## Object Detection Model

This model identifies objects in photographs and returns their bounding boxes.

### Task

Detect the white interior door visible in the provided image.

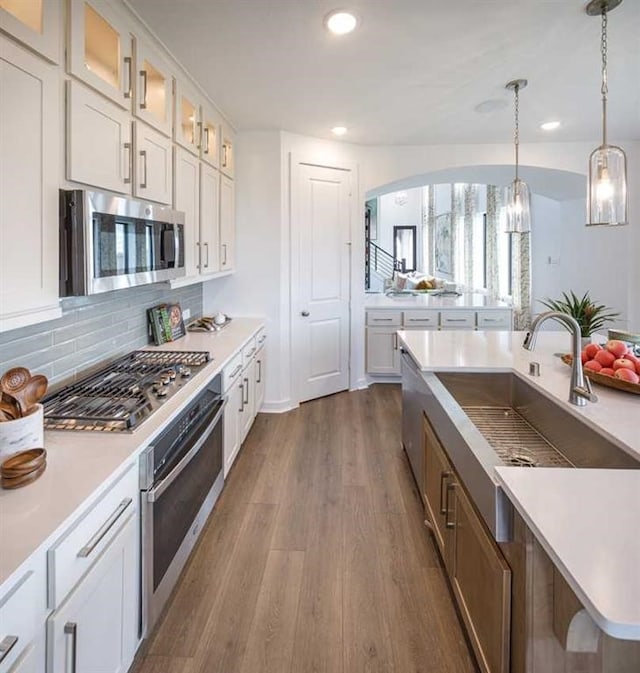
[293,162,351,403]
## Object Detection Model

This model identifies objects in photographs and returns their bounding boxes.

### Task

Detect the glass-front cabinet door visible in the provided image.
[174,78,200,156]
[68,0,133,108]
[135,38,172,137]
[200,102,221,168]
[0,0,61,62]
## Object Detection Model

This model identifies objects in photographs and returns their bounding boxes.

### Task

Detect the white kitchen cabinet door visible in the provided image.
[134,38,172,137]
[0,0,61,63]
[219,120,235,179]
[254,346,266,413]
[200,102,221,168]
[223,374,242,478]
[366,328,401,375]
[68,0,133,108]
[219,174,235,272]
[174,77,200,155]
[239,360,255,443]
[134,122,172,205]
[67,80,132,194]
[173,147,200,277]
[0,37,61,333]
[46,514,137,673]
[199,163,220,275]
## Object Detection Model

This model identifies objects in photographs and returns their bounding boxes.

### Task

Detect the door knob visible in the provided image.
[301,311,310,317]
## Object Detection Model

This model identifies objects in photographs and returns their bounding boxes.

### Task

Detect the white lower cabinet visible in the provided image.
[223,372,243,478]
[254,345,266,413]
[239,359,256,443]
[366,328,401,375]
[6,644,37,673]
[46,514,137,673]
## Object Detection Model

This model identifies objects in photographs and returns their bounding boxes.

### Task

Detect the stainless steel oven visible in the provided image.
[138,377,225,636]
[59,189,185,296]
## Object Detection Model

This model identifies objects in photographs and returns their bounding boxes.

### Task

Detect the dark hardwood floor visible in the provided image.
[134,384,477,673]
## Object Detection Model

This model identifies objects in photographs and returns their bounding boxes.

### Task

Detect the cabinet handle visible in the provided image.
[140,150,148,189]
[123,56,132,98]
[64,623,77,673]
[139,69,147,109]
[393,333,398,350]
[239,382,244,412]
[222,143,229,168]
[77,498,133,558]
[203,126,210,154]
[256,360,262,384]
[439,471,452,514]
[246,347,256,358]
[0,636,18,664]
[229,363,242,379]
[444,318,468,323]
[123,142,132,184]
[196,241,201,270]
[445,483,456,529]
[222,243,227,266]
[196,121,203,150]
[373,318,393,322]
[204,242,209,268]
[243,377,249,405]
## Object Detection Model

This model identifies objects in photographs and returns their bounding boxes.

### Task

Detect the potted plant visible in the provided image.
[539,291,619,340]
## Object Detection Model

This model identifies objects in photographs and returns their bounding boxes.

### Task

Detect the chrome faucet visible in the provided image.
[523,311,598,407]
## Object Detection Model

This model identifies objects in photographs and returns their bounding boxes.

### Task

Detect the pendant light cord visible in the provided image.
[514,83,520,180]
[601,9,608,146]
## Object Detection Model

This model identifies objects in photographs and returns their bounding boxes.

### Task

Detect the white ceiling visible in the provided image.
[128,0,640,146]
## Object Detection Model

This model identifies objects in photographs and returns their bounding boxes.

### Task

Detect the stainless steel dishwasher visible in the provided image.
[401,348,429,494]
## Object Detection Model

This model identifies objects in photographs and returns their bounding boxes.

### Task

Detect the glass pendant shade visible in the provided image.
[587,144,628,226]
[505,178,531,234]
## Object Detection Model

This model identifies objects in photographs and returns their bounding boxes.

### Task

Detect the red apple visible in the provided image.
[600,368,615,377]
[615,368,640,384]
[613,358,636,372]
[622,352,639,365]
[584,343,602,359]
[584,360,603,372]
[606,340,628,359]
[636,361,640,376]
[594,350,616,367]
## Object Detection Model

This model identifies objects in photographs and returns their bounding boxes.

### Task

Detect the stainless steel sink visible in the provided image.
[419,370,639,541]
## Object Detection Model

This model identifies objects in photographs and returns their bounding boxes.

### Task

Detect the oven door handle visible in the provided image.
[146,400,226,503]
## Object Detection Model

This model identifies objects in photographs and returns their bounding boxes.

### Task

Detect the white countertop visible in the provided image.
[399,328,640,640]
[0,318,264,589]
[495,467,640,640]
[365,292,512,310]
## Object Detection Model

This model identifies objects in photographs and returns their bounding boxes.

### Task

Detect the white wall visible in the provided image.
[377,187,422,270]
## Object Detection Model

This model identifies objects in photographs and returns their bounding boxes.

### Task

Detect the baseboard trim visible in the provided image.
[366,375,402,385]
[350,377,369,391]
[259,399,298,414]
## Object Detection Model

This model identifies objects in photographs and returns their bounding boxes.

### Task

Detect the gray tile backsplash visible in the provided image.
[0,284,202,390]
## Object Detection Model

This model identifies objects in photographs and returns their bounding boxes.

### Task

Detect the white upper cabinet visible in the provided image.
[0,0,61,63]
[67,80,132,194]
[200,163,220,275]
[219,173,235,272]
[220,120,235,179]
[200,102,221,168]
[174,77,200,156]
[134,37,172,137]
[0,36,61,332]
[68,0,133,109]
[134,121,172,204]
[174,146,200,277]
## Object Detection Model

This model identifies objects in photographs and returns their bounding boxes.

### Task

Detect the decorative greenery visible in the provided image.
[540,291,619,337]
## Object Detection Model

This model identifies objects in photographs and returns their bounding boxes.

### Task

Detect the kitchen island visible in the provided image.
[399,328,640,671]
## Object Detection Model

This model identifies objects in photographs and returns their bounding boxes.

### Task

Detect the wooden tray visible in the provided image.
[561,354,640,395]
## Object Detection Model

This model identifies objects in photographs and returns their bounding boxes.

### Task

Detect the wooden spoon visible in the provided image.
[22,375,48,413]
[0,367,30,416]
[0,395,20,420]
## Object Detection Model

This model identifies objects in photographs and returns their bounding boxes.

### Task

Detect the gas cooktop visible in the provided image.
[43,350,210,432]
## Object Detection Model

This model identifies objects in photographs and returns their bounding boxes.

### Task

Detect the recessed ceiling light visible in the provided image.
[540,121,561,131]
[325,10,358,35]
[331,126,348,136]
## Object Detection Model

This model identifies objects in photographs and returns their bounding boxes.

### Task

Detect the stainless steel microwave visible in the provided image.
[59,190,185,296]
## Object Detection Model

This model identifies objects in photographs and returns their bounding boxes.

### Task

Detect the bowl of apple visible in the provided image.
[562,340,640,395]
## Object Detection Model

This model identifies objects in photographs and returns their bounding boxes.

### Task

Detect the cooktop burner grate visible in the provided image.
[43,350,210,432]
[461,406,573,468]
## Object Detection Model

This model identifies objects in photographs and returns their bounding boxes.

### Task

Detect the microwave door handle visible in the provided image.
[146,400,226,503]
[161,228,176,267]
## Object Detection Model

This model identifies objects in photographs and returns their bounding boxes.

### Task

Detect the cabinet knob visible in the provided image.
[301,311,310,317]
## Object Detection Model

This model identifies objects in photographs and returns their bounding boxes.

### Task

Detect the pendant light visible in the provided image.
[586,0,627,226]
[504,79,531,234]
